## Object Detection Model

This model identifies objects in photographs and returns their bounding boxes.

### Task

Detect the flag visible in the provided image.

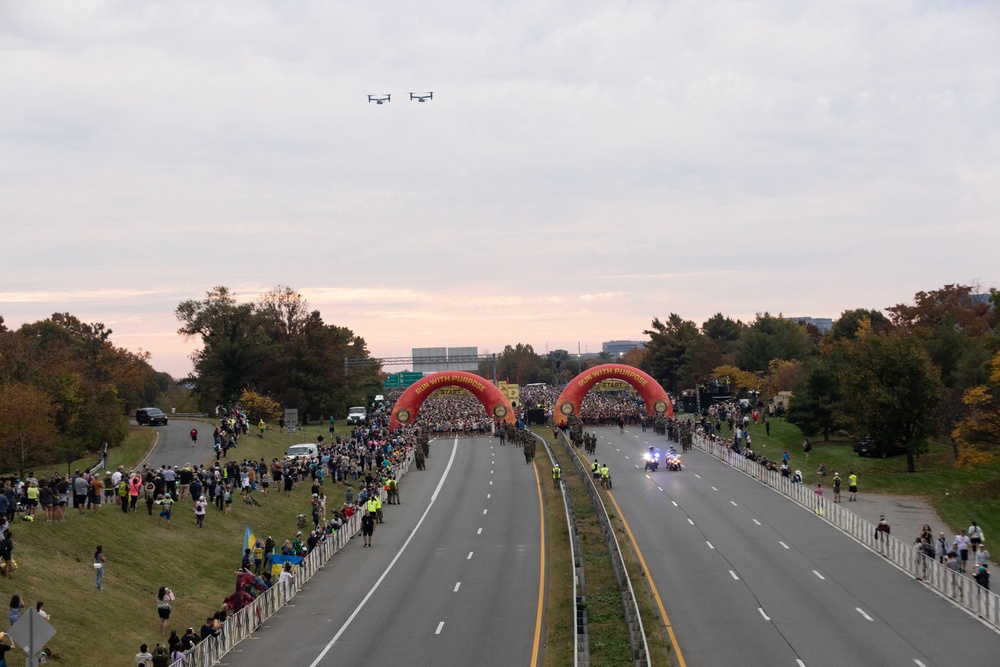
[243,525,256,559]
[270,553,304,577]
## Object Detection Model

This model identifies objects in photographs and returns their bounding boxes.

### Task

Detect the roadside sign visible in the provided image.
[284,409,298,432]
[385,372,423,389]
[8,608,56,658]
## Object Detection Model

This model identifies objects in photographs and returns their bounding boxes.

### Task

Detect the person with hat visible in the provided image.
[151,643,169,667]
[194,496,207,528]
[156,493,174,528]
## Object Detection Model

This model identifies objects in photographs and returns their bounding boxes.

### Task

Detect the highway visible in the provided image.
[222,436,545,667]
[588,426,1000,667]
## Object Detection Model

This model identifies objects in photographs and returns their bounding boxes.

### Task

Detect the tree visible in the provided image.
[736,313,814,373]
[643,314,701,393]
[951,351,1000,466]
[0,383,58,477]
[829,309,891,341]
[838,326,944,472]
[786,357,842,441]
[238,389,282,425]
[176,286,271,407]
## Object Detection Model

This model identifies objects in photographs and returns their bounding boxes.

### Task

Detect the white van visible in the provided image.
[285,443,318,460]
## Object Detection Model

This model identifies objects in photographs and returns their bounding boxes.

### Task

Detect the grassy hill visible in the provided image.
[0,423,352,666]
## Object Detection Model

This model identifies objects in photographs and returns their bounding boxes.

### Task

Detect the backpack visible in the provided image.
[118,481,128,498]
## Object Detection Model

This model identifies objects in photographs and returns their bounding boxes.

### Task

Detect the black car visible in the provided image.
[853,438,907,458]
[136,407,168,426]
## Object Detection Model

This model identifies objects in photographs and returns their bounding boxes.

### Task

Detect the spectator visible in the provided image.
[156,587,173,635]
[8,594,23,626]
[95,545,106,590]
[135,643,153,666]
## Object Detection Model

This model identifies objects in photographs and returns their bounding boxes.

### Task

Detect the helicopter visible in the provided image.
[368,94,391,105]
[409,92,433,103]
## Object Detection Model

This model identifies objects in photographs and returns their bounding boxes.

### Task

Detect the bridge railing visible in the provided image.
[168,451,413,667]
[694,435,998,629]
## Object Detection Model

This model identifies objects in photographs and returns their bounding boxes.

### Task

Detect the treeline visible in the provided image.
[176,286,382,422]
[482,285,999,472]
[0,313,167,475]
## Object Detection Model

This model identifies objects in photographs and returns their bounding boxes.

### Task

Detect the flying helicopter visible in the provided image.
[409,92,433,103]
[368,94,391,105]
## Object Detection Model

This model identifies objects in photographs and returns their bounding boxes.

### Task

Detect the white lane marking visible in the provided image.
[706,541,715,549]
[758,607,770,621]
[914,660,927,667]
[730,501,738,506]
[634,464,640,468]
[616,448,620,451]
[645,474,651,479]
[483,509,488,515]
[467,552,474,560]
[454,582,461,592]
[490,481,493,485]
[752,519,761,525]
[797,661,807,667]
[308,439,459,667]
[625,456,630,460]
[856,607,873,621]
[779,541,789,549]
[657,486,663,492]
[813,570,826,580]
[435,621,444,634]
[711,486,718,491]
[695,474,702,479]
[487,494,491,499]
[672,501,678,507]
[729,570,739,580]
[687,518,695,525]
[491,471,494,474]
[477,528,482,535]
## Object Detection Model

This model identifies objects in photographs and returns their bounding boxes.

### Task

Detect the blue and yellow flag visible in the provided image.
[270,553,304,577]
[243,525,256,558]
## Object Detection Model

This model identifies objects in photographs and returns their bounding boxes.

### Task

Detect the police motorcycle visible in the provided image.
[665,446,683,471]
[643,447,661,472]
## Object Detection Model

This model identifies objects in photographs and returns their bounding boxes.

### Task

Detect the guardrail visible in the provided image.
[693,435,999,629]
[559,433,650,667]
[168,452,413,667]
[532,431,587,667]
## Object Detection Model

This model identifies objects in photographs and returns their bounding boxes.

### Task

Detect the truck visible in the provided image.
[347,406,368,425]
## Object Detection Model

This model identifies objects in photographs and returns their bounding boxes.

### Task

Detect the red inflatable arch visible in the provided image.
[553,363,673,427]
[390,371,516,430]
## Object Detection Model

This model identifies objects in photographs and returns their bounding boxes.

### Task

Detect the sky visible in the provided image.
[1,0,998,378]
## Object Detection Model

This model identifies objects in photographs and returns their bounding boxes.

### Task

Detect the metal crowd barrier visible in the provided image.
[694,435,998,628]
[168,451,413,667]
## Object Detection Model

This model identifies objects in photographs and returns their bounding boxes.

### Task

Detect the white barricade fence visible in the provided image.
[693,435,998,629]
[170,448,414,667]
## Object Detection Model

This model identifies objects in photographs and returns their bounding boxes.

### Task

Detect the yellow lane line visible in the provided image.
[531,460,546,667]
[606,490,687,667]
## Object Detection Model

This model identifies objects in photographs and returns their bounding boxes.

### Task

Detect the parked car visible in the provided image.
[284,443,318,460]
[135,407,169,426]
[853,438,907,458]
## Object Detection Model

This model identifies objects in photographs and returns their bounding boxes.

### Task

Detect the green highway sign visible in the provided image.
[385,371,424,389]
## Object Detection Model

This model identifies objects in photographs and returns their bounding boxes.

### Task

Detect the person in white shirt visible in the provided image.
[974,543,991,567]
[968,521,984,549]
[953,531,972,573]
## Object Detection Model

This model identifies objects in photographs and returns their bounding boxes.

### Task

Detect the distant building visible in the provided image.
[602,340,646,357]
[785,317,833,333]
[412,346,479,372]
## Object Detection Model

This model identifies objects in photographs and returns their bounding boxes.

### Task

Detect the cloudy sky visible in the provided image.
[2,0,998,377]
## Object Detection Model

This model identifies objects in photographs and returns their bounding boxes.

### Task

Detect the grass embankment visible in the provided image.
[0,423,351,667]
[710,415,1000,542]
[534,427,673,667]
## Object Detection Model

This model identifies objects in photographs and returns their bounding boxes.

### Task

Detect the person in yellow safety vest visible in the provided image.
[592,459,600,480]
[552,464,561,489]
[258,418,266,438]
[367,494,383,524]
[848,472,858,502]
[600,465,610,486]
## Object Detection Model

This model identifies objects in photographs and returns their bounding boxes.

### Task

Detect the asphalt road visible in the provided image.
[589,426,1000,667]
[221,436,544,667]
[132,418,216,470]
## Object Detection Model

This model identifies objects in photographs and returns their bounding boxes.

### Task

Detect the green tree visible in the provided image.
[786,357,843,441]
[643,314,701,393]
[839,326,944,472]
[736,313,814,373]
